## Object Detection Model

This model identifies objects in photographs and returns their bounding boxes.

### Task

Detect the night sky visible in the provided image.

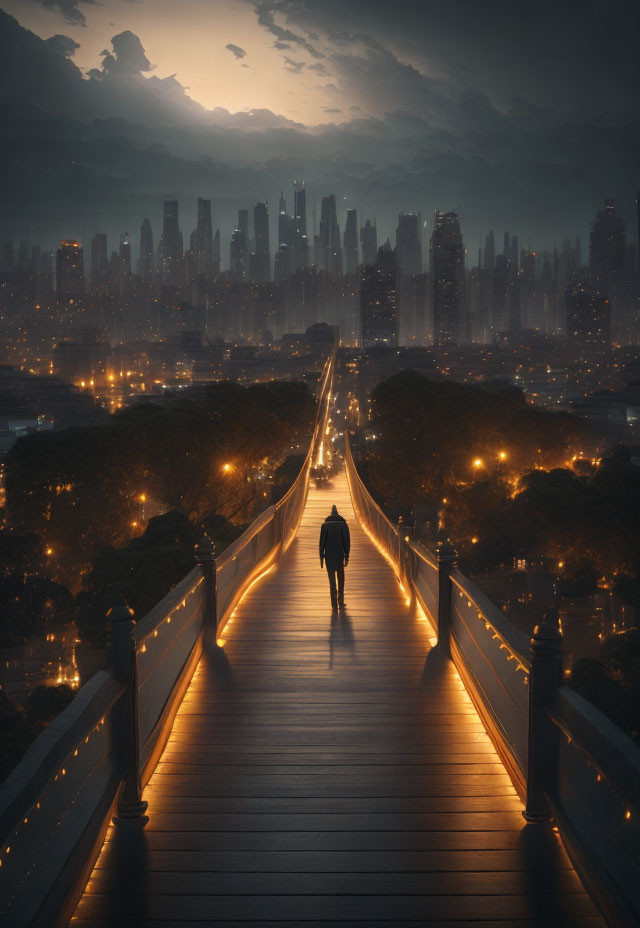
[1,0,639,256]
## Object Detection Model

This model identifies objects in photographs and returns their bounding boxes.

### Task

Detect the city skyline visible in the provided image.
[2,4,640,252]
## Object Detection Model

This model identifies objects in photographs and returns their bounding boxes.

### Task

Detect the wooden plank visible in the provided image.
[71,469,603,926]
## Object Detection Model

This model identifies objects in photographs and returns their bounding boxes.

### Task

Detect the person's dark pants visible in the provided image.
[326,565,345,606]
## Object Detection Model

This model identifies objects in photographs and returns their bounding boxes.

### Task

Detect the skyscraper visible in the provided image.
[56,240,84,304]
[430,211,465,345]
[292,180,308,269]
[565,274,611,348]
[589,199,626,279]
[250,201,270,282]
[160,200,183,286]
[194,198,214,277]
[360,219,378,267]
[395,213,422,276]
[119,233,132,281]
[278,192,289,249]
[319,194,342,275]
[230,226,248,282]
[484,230,496,274]
[213,229,221,277]
[360,242,398,348]
[343,209,359,275]
[90,233,107,286]
[139,218,154,284]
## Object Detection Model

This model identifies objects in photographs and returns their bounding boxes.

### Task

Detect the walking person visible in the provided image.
[319,504,350,610]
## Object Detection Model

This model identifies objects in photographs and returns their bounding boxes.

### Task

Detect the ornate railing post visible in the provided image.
[195,535,217,627]
[273,502,284,550]
[108,600,148,823]
[523,608,563,822]
[436,541,457,655]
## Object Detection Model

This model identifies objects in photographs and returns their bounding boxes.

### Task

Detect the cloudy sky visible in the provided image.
[1,0,639,255]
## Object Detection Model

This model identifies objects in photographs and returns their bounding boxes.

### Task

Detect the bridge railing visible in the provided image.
[345,432,640,927]
[0,351,334,928]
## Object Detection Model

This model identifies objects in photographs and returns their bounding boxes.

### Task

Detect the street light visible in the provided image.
[222,463,233,474]
[498,450,507,461]
[472,458,484,470]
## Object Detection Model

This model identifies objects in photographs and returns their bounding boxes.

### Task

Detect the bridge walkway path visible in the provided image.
[71,469,604,927]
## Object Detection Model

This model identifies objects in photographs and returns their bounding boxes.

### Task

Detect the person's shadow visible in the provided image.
[329,608,357,669]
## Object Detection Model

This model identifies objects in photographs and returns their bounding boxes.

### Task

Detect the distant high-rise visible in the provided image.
[194,198,214,277]
[319,194,342,275]
[431,210,465,345]
[119,233,132,280]
[230,227,248,282]
[139,218,154,284]
[250,201,270,282]
[360,219,378,267]
[160,200,183,286]
[343,209,359,275]
[565,274,611,348]
[484,230,496,274]
[589,199,626,279]
[395,213,422,276]
[293,180,308,269]
[278,192,289,248]
[360,242,398,348]
[56,240,84,304]
[90,233,107,286]
[213,229,221,277]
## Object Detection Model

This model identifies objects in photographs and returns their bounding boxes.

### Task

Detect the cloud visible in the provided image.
[44,34,80,57]
[29,0,97,27]
[283,56,305,73]
[89,30,153,78]
[255,0,324,59]
[225,43,247,60]
[308,62,329,75]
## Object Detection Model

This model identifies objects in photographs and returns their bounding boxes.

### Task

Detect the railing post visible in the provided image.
[195,535,217,627]
[108,600,148,823]
[523,608,563,823]
[436,541,457,655]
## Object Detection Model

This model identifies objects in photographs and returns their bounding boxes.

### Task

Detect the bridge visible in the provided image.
[1,355,639,927]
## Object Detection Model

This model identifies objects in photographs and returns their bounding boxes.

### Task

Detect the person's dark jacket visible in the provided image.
[319,514,350,570]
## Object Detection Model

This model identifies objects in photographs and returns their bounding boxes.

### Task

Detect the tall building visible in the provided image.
[194,198,214,277]
[90,233,107,286]
[566,273,611,348]
[430,211,465,345]
[343,209,359,275]
[292,180,308,269]
[160,200,183,286]
[230,227,248,282]
[119,233,132,281]
[139,218,154,284]
[589,199,626,279]
[395,213,422,276]
[360,242,398,348]
[278,192,289,249]
[250,201,270,282]
[56,240,84,304]
[360,219,378,267]
[484,230,496,274]
[213,229,221,277]
[319,194,342,275]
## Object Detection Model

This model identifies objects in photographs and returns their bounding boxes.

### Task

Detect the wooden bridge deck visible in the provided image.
[72,470,604,927]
